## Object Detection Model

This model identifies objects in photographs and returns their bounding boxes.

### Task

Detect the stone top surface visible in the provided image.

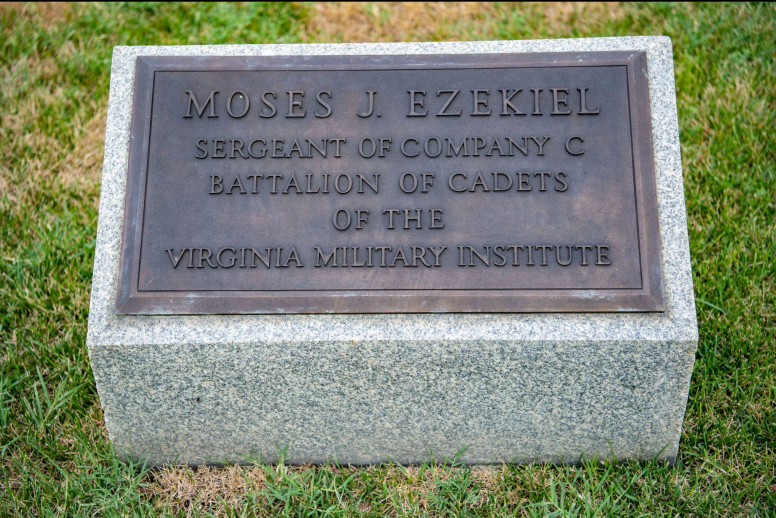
[87,37,697,348]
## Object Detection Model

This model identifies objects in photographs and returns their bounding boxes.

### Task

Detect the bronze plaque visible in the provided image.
[116,52,663,314]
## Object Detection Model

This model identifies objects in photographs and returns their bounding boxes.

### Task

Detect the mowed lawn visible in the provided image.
[1,2,774,516]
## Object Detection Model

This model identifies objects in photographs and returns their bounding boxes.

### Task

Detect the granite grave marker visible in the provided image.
[88,37,698,466]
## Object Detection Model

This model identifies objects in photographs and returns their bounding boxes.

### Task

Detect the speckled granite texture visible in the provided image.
[87,37,698,466]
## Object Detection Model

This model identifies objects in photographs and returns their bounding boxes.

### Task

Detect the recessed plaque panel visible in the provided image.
[116,52,663,314]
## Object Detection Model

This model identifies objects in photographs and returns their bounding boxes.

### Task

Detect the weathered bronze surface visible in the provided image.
[116,52,663,314]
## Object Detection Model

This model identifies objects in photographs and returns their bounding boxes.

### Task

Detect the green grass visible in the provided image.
[1,2,775,516]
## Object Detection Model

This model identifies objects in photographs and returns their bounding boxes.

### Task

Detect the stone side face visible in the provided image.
[87,37,698,466]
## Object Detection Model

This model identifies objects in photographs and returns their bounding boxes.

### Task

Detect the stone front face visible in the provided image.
[88,37,698,466]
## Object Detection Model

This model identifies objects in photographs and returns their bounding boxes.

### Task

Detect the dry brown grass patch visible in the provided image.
[544,2,624,30]
[55,103,108,190]
[0,66,106,206]
[148,464,269,516]
[305,2,627,43]
[0,2,70,28]
[305,2,497,43]
[145,463,501,517]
